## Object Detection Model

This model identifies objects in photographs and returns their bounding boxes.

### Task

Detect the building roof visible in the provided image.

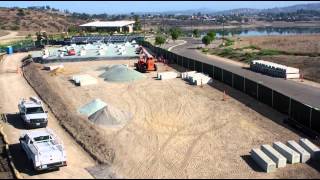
[80,21,135,27]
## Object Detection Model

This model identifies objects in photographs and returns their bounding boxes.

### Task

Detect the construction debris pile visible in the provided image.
[99,64,146,82]
[78,98,132,127]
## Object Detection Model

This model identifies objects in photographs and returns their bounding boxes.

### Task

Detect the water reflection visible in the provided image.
[196,26,320,37]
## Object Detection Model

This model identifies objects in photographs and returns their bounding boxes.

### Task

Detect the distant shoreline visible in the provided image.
[145,21,320,31]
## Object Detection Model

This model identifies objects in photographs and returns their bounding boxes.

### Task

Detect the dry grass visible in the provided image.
[233,35,320,54]
[0,8,86,33]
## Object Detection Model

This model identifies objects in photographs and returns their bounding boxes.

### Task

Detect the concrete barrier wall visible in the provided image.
[245,78,258,99]
[222,70,233,86]
[140,41,320,136]
[214,66,223,81]
[272,91,290,114]
[203,63,213,78]
[290,99,311,128]
[311,108,320,133]
[258,85,273,107]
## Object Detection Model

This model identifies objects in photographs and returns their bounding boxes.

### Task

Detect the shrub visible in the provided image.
[202,35,211,46]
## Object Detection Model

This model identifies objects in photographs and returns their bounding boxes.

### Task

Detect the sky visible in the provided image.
[0,1,318,14]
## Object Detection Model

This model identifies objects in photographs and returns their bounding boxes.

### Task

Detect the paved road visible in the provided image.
[171,38,320,109]
[0,53,95,179]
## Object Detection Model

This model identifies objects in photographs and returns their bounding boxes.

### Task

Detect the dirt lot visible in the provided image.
[24,59,320,178]
[0,53,96,179]
[233,35,320,54]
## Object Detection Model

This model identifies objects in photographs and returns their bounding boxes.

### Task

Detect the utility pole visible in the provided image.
[222,16,225,45]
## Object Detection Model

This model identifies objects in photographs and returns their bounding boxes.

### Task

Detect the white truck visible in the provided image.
[18,97,48,128]
[19,128,67,171]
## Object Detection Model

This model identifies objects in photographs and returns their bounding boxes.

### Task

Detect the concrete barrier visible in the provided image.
[287,140,311,163]
[273,141,300,164]
[261,144,287,168]
[299,138,320,160]
[250,148,276,173]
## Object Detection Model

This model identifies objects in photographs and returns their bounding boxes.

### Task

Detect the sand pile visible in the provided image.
[99,64,145,82]
[88,104,132,127]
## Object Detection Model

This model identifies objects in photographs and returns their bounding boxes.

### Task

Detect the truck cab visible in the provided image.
[18,97,48,129]
[19,129,67,171]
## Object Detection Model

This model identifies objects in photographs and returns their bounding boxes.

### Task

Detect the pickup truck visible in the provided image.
[19,128,67,171]
[18,97,48,128]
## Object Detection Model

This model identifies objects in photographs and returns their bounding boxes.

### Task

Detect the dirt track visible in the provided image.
[0,53,95,179]
[26,60,320,178]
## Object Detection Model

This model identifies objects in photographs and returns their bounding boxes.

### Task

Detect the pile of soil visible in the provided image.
[88,104,132,127]
[99,64,145,82]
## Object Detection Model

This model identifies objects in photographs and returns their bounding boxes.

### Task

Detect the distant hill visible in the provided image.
[264,3,320,13]
[0,7,87,33]
[212,3,320,15]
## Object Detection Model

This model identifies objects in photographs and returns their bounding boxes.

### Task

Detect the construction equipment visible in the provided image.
[134,47,157,73]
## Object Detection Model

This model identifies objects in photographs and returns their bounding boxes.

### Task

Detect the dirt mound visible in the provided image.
[99,64,145,82]
[88,105,132,127]
[22,62,115,164]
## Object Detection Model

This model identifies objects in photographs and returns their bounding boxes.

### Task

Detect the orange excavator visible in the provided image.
[135,47,157,73]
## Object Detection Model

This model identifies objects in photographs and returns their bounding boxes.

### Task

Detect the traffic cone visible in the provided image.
[222,90,227,101]
[300,74,304,82]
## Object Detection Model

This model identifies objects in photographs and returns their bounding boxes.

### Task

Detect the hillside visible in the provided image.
[0,7,87,33]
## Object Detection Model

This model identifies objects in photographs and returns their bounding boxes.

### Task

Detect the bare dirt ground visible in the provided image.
[0,53,96,179]
[231,35,320,83]
[233,35,320,54]
[27,59,320,178]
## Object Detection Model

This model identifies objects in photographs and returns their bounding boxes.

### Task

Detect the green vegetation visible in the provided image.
[0,39,34,53]
[202,35,211,47]
[133,15,142,31]
[207,31,216,41]
[192,29,200,38]
[155,35,166,46]
[10,25,20,31]
[169,27,182,41]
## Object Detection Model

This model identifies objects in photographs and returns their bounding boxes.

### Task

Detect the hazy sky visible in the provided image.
[0,1,318,14]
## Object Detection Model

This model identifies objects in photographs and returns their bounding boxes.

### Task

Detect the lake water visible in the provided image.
[197,26,320,37]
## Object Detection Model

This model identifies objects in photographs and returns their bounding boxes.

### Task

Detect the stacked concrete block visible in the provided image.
[250,60,300,79]
[186,72,212,86]
[251,148,277,173]
[261,144,287,168]
[286,140,311,163]
[157,72,178,80]
[273,141,300,164]
[181,71,197,79]
[299,138,320,160]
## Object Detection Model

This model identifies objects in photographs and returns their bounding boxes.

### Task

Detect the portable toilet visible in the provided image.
[6,46,13,54]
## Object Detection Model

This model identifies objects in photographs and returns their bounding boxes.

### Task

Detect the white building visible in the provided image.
[80,20,135,33]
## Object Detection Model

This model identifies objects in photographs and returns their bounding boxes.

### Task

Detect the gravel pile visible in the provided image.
[99,64,145,82]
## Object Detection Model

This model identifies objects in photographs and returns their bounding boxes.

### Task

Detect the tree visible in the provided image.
[169,27,182,41]
[133,15,142,31]
[192,29,200,38]
[17,9,25,16]
[202,35,211,47]
[207,31,216,41]
[155,35,166,47]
